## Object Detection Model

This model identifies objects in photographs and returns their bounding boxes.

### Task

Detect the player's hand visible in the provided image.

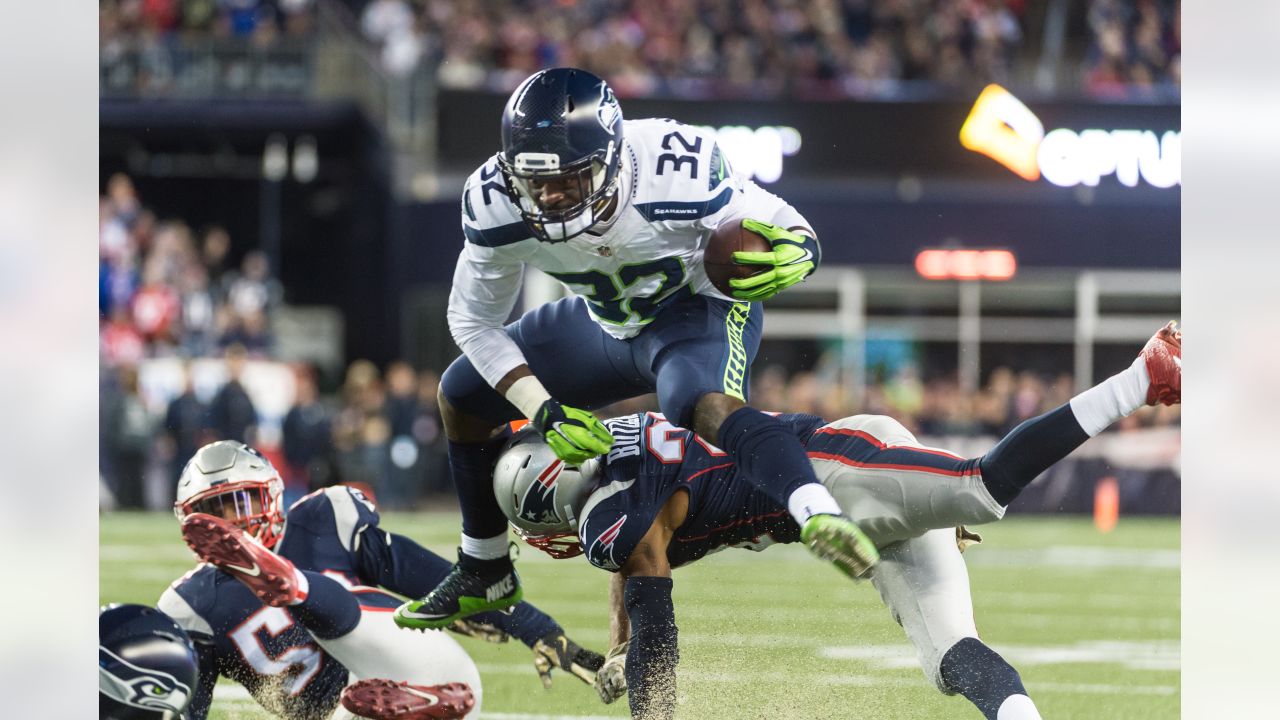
[729,219,817,301]
[531,632,605,689]
[447,618,510,643]
[593,640,628,704]
[532,399,614,464]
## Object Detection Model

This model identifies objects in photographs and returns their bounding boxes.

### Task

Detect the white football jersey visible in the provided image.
[448,118,813,387]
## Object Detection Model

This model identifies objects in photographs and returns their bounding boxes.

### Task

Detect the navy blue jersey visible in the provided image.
[578,412,826,571]
[280,486,559,644]
[158,566,348,720]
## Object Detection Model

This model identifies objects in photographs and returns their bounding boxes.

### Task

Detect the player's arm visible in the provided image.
[449,242,613,463]
[184,639,219,720]
[713,182,821,301]
[609,490,688,718]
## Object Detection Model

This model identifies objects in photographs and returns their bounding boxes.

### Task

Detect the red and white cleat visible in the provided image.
[340,679,475,720]
[181,513,305,607]
[1141,321,1181,406]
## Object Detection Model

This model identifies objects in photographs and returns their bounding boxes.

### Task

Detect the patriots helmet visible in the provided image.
[498,67,625,243]
[99,604,199,720]
[492,427,602,558]
[174,440,285,549]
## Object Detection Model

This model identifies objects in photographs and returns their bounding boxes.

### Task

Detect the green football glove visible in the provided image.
[729,218,818,301]
[532,399,614,464]
[531,631,606,689]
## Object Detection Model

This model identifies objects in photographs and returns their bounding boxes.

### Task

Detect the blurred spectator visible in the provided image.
[207,343,259,444]
[333,359,393,500]
[382,361,422,507]
[102,365,158,510]
[282,364,335,507]
[161,362,213,500]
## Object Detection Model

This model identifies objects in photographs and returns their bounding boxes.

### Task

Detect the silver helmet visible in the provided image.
[493,429,601,558]
[174,441,285,549]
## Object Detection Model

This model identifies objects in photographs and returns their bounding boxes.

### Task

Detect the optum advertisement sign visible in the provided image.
[960,84,1181,189]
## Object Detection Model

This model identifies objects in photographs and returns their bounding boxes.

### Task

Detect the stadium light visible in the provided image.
[914,249,1017,281]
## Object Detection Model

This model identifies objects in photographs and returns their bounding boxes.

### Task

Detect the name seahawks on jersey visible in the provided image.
[158,567,348,720]
[459,118,781,339]
[577,412,827,571]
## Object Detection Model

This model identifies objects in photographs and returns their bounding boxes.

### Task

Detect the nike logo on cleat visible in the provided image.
[486,576,515,602]
[225,562,260,577]
[401,688,439,705]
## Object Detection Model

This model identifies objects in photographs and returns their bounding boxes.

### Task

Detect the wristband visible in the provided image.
[505,374,553,420]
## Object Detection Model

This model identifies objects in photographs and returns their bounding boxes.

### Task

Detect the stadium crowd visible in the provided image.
[99,0,1178,99]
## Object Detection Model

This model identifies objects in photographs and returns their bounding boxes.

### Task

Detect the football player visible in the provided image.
[159,440,603,720]
[491,325,1182,720]
[397,67,876,632]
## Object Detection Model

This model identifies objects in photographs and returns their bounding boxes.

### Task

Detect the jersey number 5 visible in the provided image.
[230,606,323,695]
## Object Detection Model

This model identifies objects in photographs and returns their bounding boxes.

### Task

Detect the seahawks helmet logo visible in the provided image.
[99,647,193,713]
[596,83,621,135]
[519,459,565,525]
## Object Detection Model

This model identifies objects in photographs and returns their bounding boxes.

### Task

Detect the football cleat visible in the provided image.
[394,549,522,631]
[800,514,880,580]
[1141,321,1181,406]
[181,513,305,607]
[340,679,475,720]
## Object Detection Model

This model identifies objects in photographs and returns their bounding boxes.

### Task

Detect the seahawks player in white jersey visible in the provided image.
[395,68,878,632]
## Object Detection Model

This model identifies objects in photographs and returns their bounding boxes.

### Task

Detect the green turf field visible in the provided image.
[101,511,1179,720]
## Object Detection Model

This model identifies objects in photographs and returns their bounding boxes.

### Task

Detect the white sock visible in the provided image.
[786,483,843,525]
[1067,355,1150,437]
[287,568,310,606]
[996,694,1042,720]
[461,532,510,560]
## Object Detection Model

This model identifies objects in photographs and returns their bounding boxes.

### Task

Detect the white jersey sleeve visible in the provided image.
[447,156,541,387]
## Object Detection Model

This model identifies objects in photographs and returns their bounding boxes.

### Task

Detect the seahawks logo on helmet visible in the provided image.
[518,459,566,525]
[99,646,193,713]
[596,83,621,135]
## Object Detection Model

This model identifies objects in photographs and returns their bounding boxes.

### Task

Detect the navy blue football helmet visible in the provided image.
[99,604,200,720]
[498,68,625,242]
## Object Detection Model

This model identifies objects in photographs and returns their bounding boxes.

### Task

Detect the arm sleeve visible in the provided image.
[624,576,679,720]
[356,528,561,646]
[184,640,219,720]
[446,243,531,387]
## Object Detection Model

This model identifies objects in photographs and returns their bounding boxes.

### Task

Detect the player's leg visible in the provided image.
[871,530,1041,720]
[319,605,483,720]
[979,321,1180,505]
[639,294,877,578]
[398,297,650,629]
[811,414,1004,544]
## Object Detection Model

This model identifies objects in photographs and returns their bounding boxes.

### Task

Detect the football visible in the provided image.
[704,221,772,296]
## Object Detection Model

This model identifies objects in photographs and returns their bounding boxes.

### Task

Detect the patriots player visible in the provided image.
[396,67,876,632]
[159,440,603,720]
[491,325,1182,720]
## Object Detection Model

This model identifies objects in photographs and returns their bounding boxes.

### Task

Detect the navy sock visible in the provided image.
[717,406,821,507]
[449,429,513,540]
[939,637,1028,720]
[979,404,1090,506]
[289,571,361,640]
[625,576,678,720]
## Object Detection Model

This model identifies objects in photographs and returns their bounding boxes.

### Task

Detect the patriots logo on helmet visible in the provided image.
[99,646,193,713]
[586,515,627,571]
[596,83,621,135]
[518,459,566,525]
